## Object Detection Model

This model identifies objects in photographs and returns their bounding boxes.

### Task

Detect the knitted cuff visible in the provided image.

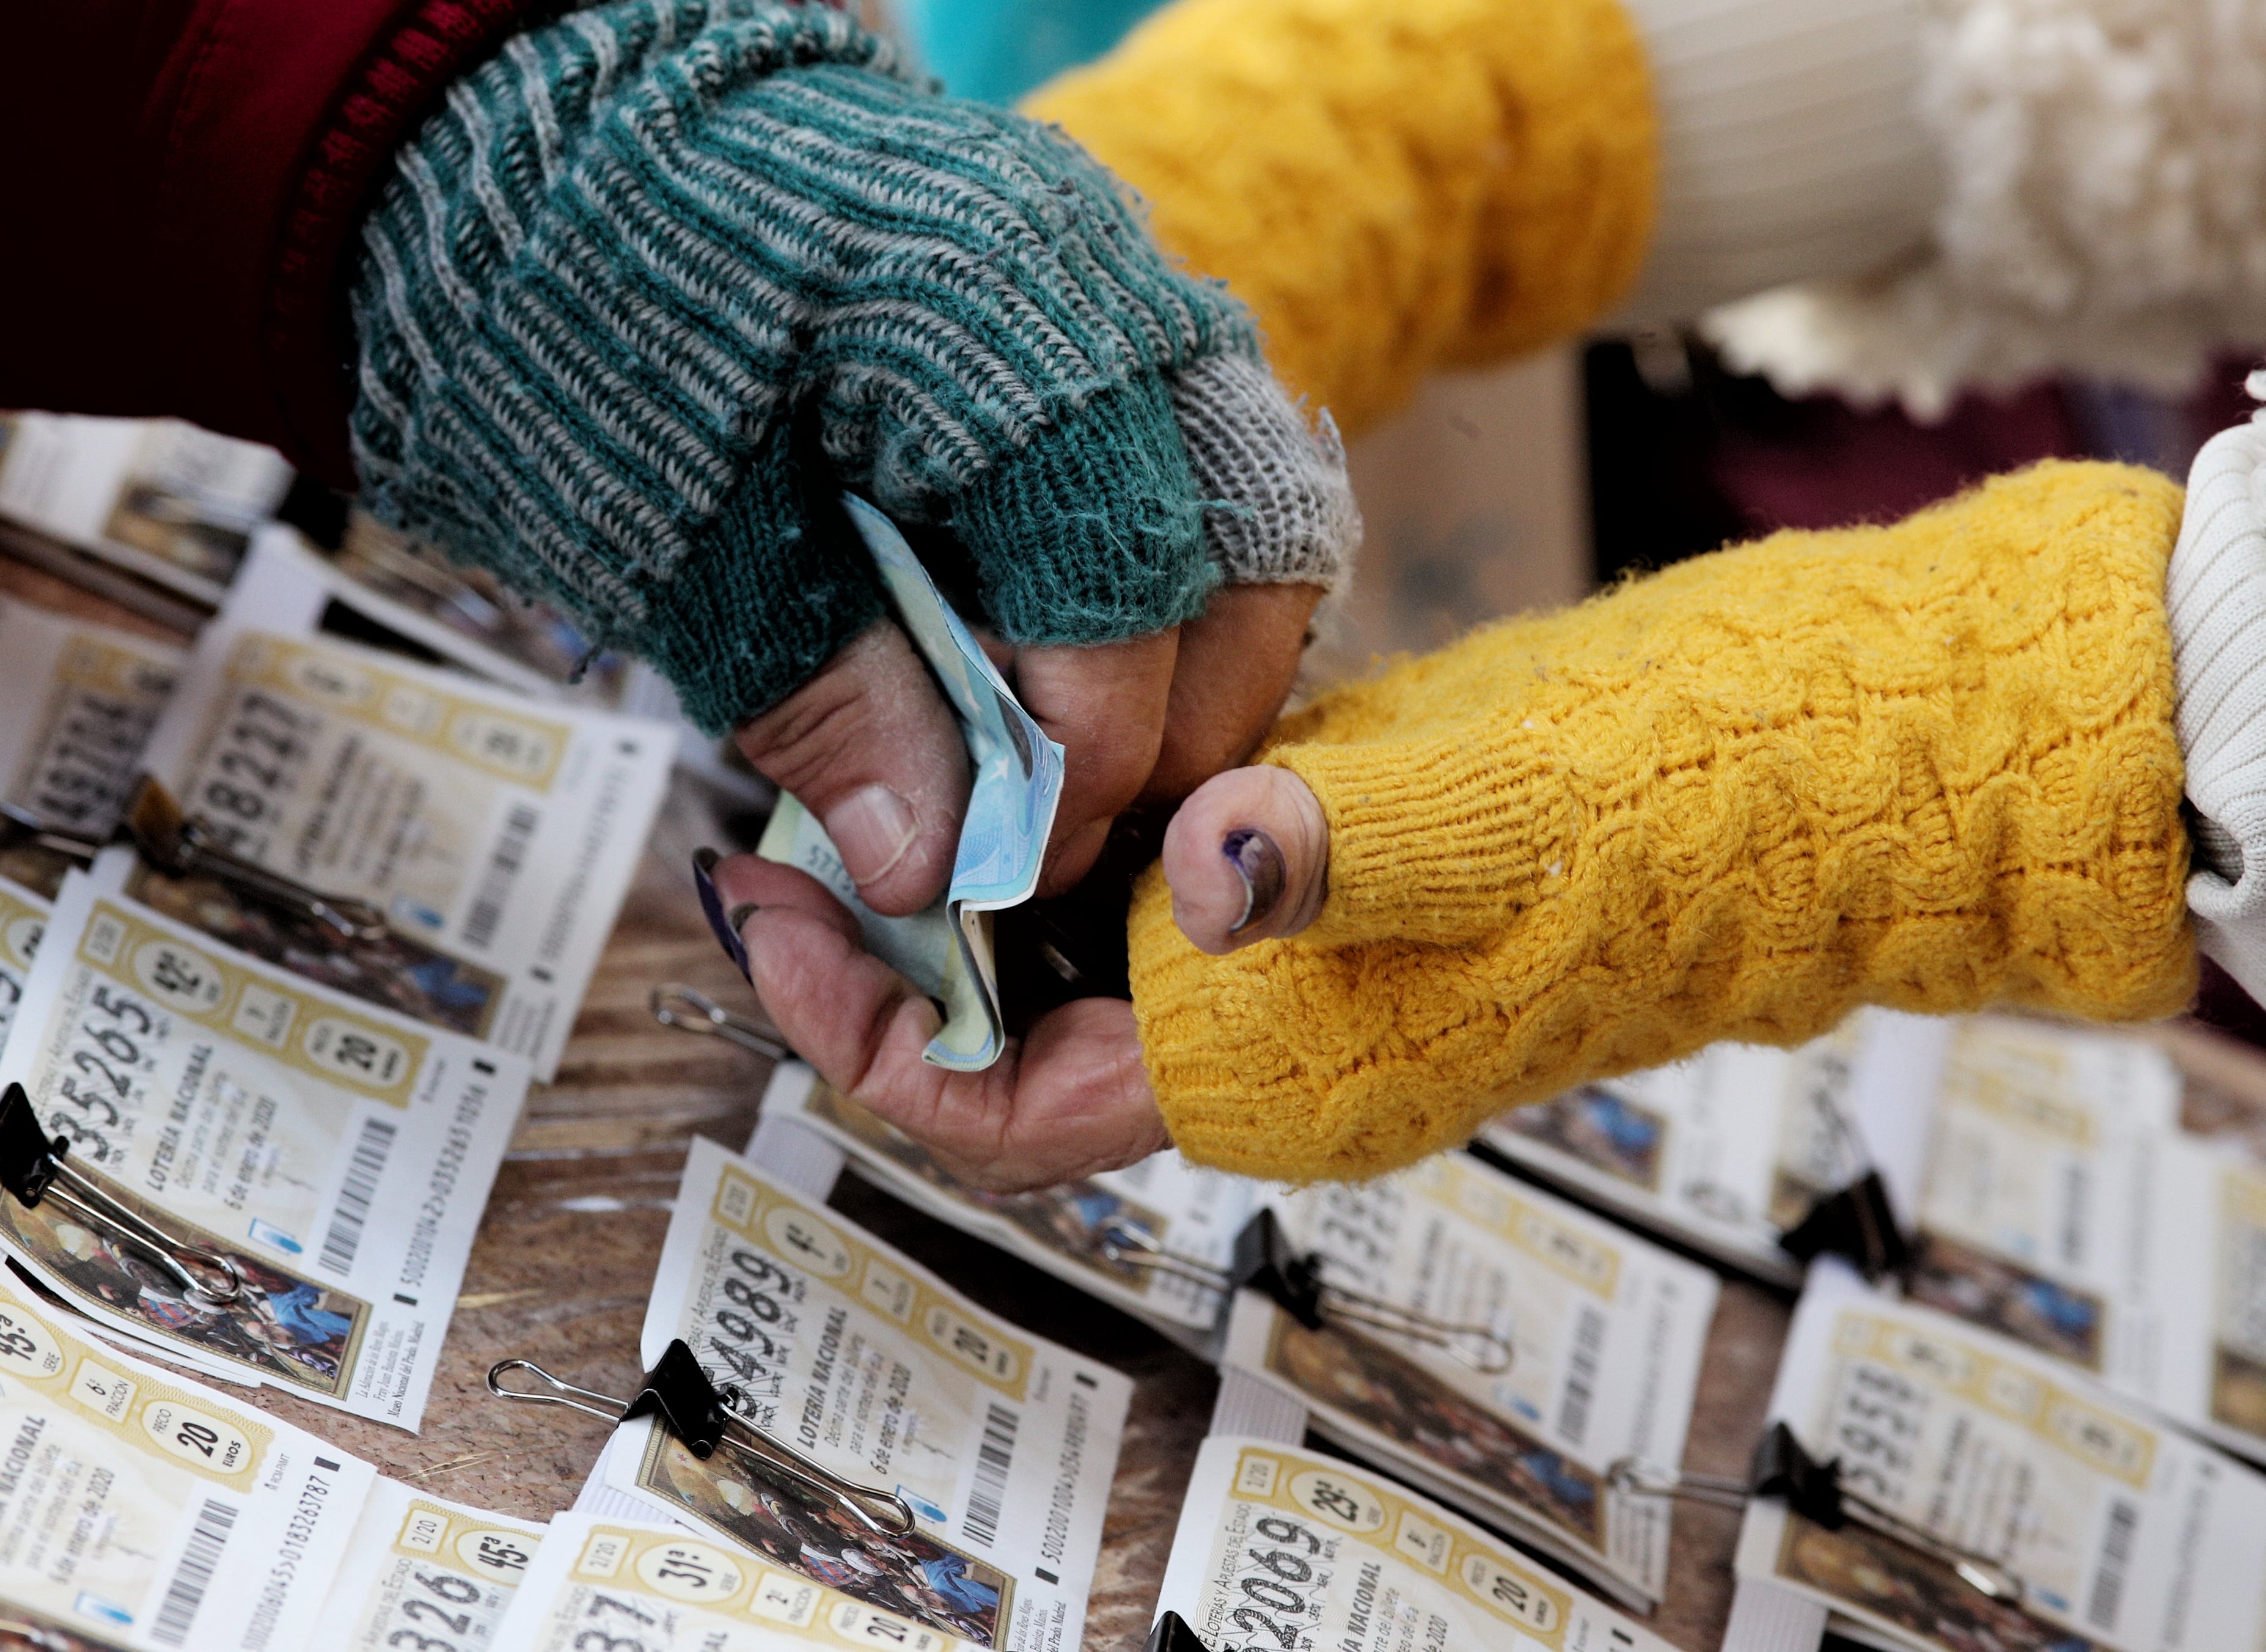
[2171,414,2266,1003]
[1704,0,2266,416]
[1170,351,1360,597]
[945,375,1216,646]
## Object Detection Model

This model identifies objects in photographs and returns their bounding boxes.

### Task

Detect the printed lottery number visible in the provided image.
[1224,1517,1330,1652]
[571,1591,656,1652]
[1832,1365,1928,1502]
[50,980,161,1163]
[705,1249,799,1412]
[1313,1183,1401,1274]
[383,1572,488,1652]
[26,691,163,829]
[195,691,313,854]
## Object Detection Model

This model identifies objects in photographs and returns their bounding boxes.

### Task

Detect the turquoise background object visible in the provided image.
[895,0,1163,103]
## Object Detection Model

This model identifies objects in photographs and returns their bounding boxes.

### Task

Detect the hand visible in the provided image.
[1160,763,1331,951]
[711,852,1168,1190]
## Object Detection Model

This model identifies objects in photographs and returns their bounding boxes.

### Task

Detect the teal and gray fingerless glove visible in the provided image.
[350,0,1354,733]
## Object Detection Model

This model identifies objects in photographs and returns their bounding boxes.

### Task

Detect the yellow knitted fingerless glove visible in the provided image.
[1021,0,1657,436]
[1129,462,2196,1181]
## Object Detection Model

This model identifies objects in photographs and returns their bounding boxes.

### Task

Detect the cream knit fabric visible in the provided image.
[2171,400,2266,1004]
[1615,0,1935,323]
[1704,0,2266,417]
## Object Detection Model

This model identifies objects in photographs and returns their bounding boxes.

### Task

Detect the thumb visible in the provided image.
[1160,765,1329,953]
[733,620,970,917]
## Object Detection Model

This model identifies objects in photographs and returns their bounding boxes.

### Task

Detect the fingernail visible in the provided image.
[692,849,749,980]
[1223,828,1285,935]
[825,785,918,889]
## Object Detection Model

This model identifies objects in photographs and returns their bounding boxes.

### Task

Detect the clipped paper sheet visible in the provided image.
[0,875,528,1426]
[133,532,673,1077]
[314,1478,548,1651]
[590,1138,1127,1652]
[0,596,183,846]
[1225,1154,1720,1608]
[1157,1436,1679,1652]
[0,1268,373,1650]
[1736,1263,2266,1652]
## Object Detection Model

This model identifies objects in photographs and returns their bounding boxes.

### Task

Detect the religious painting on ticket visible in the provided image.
[634,1426,1014,1648]
[1263,1315,1605,1546]
[0,1598,131,1652]
[0,1159,370,1395]
[808,1081,1168,1285]
[124,862,506,1040]
[1777,1516,2095,1652]
[1905,1232,2106,1372]
[1499,1087,1666,1192]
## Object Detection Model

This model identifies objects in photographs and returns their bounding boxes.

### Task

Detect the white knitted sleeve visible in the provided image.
[1613,0,1937,324]
[1703,0,2266,417]
[2171,402,2266,1005]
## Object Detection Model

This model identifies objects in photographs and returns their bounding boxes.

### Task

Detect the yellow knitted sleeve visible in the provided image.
[1020,0,1658,436]
[1128,461,2197,1182]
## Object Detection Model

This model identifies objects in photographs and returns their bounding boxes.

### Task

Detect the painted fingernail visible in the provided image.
[1223,828,1285,935]
[824,785,917,889]
[692,849,749,980]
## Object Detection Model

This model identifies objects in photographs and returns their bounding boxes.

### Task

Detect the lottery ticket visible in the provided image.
[133,531,673,1077]
[758,497,1064,1074]
[1225,1156,1719,1609]
[494,1512,1015,1652]
[0,597,183,845]
[313,1479,546,1652]
[0,414,292,604]
[1156,1437,1678,1652]
[0,876,50,1049]
[0,875,529,1427]
[1480,1009,1948,1285]
[1894,1017,2266,1465]
[765,1061,1261,1345]
[587,1139,1126,1652]
[0,1267,375,1651]
[1736,1264,2266,1652]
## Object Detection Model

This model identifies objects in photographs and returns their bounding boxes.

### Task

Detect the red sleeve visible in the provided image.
[0,0,540,487]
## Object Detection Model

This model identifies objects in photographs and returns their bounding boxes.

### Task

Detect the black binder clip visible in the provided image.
[487,1338,917,1535]
[123,778,390,942]
[1102,1208,1516,1374]
[1778,1169,1912,1282]
[650,984,791,1060]
[1143,1610,1209,1652]
[0,1082,243,1304]
[1609,1421,2022,1604]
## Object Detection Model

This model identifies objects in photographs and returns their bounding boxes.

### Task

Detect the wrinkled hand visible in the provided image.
[733,582,1323,916]
[711,852,1168,1191]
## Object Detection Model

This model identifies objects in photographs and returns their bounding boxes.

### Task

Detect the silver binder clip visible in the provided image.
[0,1082,243,1305]
[0,802,103,864]
[1610,1422,2023,1604]
[125,778,390,942]
[1102,1209,1516,1375]
[488,1339,916,1536]
[650,984,791,1061]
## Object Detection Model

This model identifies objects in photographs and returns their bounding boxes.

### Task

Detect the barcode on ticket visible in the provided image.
[1557,1303,1608,1448]
[964,1401,1019,1547]
[151,1497,237,1646]
[2087,1497,2140,1630]
[463,802,540,950]
[319,1115,401,1275]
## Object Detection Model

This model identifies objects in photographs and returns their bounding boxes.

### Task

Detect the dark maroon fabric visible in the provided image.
[0,0,544,485]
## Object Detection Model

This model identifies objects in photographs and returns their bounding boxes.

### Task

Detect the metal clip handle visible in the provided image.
[650,985,789,1061]
[127,779,389,942]
[487,1342,916,1537]
[1106,1213,1515,1373]
[0,1084,241,1305]
[0,803,102,865]
[1311,1278,1516,1375]
[1614,1424,2025,1606]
